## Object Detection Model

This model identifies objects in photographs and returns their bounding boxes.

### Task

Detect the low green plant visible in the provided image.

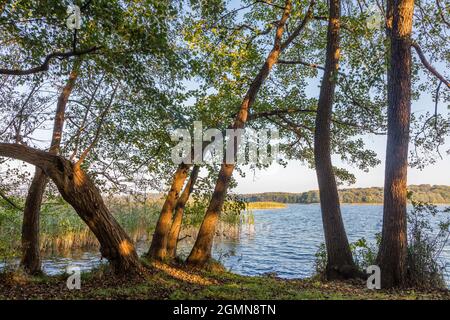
[405,192,450,289]
[314,193,450,289]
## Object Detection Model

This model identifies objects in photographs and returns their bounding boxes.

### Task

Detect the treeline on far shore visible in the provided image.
[240,185,450,204]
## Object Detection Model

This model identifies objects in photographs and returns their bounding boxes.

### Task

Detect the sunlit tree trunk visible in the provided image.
[313,0,358,280]
[21,63,79,274]
[147,163,191,261]
[167,165,200,259]
[377,0,414,288]
[0,143,142,274]
[186,0,293,268]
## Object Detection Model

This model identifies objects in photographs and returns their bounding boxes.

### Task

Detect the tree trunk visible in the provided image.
[0,143,142,274]
[313,0,358,280]
[20,168,47,274]
[147,163,191,261]
[167,165,200,259]
[186,0,293,268]
[377,0,414,288]
[21,63,79,274]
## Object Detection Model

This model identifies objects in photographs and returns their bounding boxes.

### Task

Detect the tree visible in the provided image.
[187,0,315,267]
[313,0,358,279]
[376,0,415,288]
[21,60,81,274]
[167,165,200,259]
[0,143,142,274]
[147,163,191,261]
[1,0,183,274]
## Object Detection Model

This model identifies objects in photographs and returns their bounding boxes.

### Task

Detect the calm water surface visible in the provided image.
[6,204,450,284]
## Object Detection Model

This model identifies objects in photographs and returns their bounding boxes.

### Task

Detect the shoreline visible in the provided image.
[250,202,450,206]
[1,263,449,300]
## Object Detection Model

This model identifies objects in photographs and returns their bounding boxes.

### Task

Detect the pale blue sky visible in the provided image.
[234,135,450,193]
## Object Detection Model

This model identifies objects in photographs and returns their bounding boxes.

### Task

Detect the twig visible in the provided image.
[0,189,23,211]
[76,83,119,165]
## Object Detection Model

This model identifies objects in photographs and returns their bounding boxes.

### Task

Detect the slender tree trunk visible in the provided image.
[313,0,358,280]
[21,63,79,274]
[20,169,46,274]
[186,0,293,268]
[377,0,414,288]
[0,143,142,274]
[167,165,200,259]
[147,163,191,261]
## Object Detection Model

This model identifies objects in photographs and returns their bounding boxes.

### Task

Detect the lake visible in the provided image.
[4,204,450,285]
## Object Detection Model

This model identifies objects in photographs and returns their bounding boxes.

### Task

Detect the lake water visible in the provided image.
[204,204,450,283]
[3,204,450,285]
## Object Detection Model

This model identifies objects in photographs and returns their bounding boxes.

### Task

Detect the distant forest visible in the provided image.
[240,185,450,204]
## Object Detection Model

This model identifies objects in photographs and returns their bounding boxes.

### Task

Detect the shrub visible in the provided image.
[314,193,450,289]
[405,193,450,289]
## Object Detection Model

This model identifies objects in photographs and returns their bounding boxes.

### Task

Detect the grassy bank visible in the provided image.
[246,202,287,210]
[1,262,449,300]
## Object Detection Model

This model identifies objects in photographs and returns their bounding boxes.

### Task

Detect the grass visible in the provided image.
[1,261,449,300]
[0,199,161,259]
[0,197,245,261]
[246,202,287,210]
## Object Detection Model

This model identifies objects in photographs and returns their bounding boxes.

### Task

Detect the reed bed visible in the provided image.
[0,196,253,261]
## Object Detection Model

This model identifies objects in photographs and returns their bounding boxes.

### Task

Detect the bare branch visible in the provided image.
[0,47,100,76]
[76,83,119,166]
[248,107,316,120]
[278,59,325,70]
[411,42,450,89]
[0,188,23,211]
[436,0,450,28]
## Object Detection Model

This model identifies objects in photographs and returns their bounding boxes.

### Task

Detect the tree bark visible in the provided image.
[147,163,191,261]
[377,0,414,288]
[21,64,79,274]
[313,0,358,280]
[20,168,46,274]
[186,0,293,268]
[167,165,200,259]
[0,143,142,274]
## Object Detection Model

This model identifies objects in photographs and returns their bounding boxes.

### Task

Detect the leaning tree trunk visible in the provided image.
[313,0,358,280]
[0,143,142,274]
[167,165,200,259]
[147,163,191,261]
[186,0,293,268]
[377,0,414,288]
[21,63,79,274]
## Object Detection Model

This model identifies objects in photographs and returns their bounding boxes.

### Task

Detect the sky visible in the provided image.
[233,134,450,194]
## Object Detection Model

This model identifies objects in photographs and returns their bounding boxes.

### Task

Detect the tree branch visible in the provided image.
[281,0,315,50]
[0,47,100,75]
[76,83,118,165]
[0,143,58,170]
[0,188,23,211]
[248,107,316,120]
[278,59,325,70]
[411,42,450,89]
